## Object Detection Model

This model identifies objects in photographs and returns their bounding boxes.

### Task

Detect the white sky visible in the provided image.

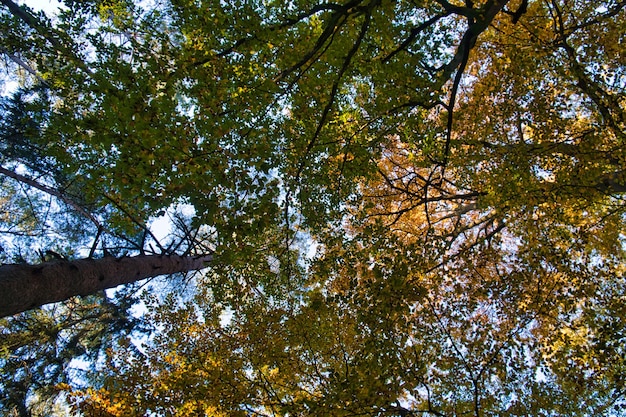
[21,0,64,13]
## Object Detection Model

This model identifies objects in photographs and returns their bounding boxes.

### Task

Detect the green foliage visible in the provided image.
[1,0,625,415]
[0,290,146,416]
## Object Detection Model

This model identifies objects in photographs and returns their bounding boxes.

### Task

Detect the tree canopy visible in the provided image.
[1,0,625,415]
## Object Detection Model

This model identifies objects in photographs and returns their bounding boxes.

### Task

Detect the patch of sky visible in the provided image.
[20,0,65,15]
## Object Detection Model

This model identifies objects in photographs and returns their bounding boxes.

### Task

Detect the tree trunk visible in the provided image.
[0,253,213,318]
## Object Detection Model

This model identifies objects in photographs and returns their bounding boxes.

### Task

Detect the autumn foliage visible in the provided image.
[1,0,625,415]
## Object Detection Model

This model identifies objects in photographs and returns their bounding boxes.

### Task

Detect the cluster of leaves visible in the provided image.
[0,0,625,415]
[0,288,146,417]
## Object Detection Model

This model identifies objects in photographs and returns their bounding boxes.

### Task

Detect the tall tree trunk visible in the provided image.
[0,254,213,318]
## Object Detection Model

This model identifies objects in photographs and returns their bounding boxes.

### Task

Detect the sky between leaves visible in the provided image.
[0,0,625,416]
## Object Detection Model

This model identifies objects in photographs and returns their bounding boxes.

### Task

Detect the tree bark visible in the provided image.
[0,253,213,318]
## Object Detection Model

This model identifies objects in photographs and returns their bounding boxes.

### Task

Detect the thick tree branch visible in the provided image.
[274,0,371,81]
[0,253,213,317]
[439,0,510,169]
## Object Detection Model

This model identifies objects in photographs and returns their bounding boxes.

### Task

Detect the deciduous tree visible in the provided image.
[1,0,624,415]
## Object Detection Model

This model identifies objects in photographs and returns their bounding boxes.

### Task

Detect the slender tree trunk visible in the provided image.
[0,253,212,318]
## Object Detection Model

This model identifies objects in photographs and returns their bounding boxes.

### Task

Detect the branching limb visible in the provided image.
[0,0,98,80]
